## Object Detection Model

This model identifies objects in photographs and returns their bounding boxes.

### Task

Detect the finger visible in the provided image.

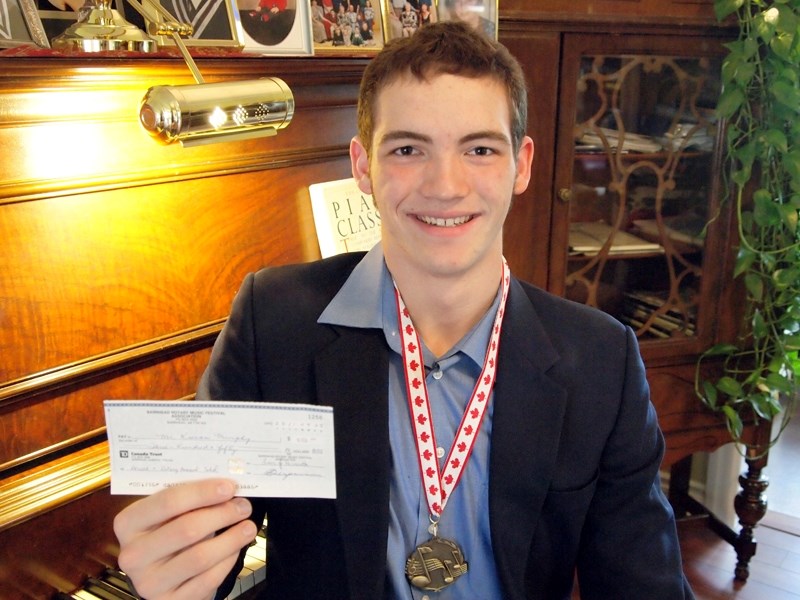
[131,519,257,600]
[118,496,252,577]
[114,479,237,544]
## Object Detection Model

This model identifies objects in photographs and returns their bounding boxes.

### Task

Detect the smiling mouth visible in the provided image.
[417,215,473,227]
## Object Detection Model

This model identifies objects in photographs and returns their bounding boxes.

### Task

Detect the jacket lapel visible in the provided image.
[314,326,391,600]
[490,281,568,599]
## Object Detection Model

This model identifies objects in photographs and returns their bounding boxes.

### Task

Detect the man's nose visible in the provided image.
[420,155,470,200]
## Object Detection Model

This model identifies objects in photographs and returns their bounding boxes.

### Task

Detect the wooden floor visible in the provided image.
[679,517,800,600]
[569,517,800,599]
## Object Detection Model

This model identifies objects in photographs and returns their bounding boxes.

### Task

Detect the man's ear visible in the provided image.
[350,136,373,195]
[513,136,535,195]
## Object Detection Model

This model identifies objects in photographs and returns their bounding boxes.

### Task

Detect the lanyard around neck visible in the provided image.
[393,259,510,520]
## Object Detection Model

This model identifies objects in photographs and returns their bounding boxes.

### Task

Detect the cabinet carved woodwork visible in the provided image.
[0,1,770,597]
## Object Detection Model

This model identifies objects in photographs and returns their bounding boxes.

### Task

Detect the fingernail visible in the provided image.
[242,520,258,538]
[217,481,235,497]
[233,497,251,516]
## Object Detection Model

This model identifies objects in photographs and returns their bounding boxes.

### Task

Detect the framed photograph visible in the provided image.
[312,0,384,55]
[1,0,49,47]
[382,0,434,42]
[142,0,244,47]
[237,0,312,56]
[36,0,143,47]
[437,0,496,40]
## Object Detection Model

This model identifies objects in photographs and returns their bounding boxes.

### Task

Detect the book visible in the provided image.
[309,178,382,258]
[568,221,664,256]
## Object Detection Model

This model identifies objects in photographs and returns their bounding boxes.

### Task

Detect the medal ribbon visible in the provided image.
[394,259,510,520]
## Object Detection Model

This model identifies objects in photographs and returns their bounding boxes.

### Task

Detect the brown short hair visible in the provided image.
[356,20,528,157]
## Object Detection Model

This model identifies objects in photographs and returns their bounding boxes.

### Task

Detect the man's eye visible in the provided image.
[392,146,417,156]
[470,146,495,156]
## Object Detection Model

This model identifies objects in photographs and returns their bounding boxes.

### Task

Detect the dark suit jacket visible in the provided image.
[202,253,694,600]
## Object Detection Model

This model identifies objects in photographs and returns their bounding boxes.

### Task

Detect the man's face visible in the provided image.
[350,72,533,282]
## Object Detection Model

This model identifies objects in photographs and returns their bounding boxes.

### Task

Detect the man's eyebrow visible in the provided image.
[378,130,432,145]
[461,130,512,146]
[378,130,511,146]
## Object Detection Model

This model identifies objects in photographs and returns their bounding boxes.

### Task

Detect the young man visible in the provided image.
[113,21,694,600]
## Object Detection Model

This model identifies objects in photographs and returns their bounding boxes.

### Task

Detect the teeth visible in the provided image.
[418,215,471,227]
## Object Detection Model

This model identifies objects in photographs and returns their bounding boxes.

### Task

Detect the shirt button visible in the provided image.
[436,447,445,458]
[422,596,430,600]
[432,365,443,380]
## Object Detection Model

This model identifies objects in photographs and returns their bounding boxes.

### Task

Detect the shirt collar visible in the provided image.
[318,244,502,368]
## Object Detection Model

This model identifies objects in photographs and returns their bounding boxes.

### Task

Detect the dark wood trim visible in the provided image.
[0,320,224,408]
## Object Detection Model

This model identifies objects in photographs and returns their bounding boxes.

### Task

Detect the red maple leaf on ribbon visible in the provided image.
[412,378,421,389]
[417,414,427,425]
[429,485,439,495]
[410,359,419,371]
[420,432,430,442]
[405,324,414,335]
[463,425,473,436]
[426,467,435,478]
[403,308,410,317]
[470,408,479,419]
[444,474,453,485]
[408,342,417,353]
[489,358,495,368]
[415,396,424,407]
[457,442,466,453]
[450,458,460,469]
[477,391,486,402]
[492,340,497,350]
[423,450,432,461]
[432,502,442,513]
[483,374,492,385]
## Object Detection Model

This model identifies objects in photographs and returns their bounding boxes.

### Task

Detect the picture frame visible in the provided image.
[382,0,434,42]
[1,0,50,47]
[311,0,384,56]
[237,0,312,56]
[36,0,145,47]
[141,0,244,47]
[436,0,496,41]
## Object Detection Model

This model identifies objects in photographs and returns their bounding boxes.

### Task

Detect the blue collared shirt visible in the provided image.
[318,245,504,600]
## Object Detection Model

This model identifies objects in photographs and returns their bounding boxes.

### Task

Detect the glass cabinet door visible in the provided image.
[551,35,728,358]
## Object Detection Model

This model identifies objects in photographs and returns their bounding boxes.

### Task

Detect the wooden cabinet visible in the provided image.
[499,6,770,582]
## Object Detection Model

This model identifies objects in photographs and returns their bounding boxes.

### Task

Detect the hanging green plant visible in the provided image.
[695,0,800,447]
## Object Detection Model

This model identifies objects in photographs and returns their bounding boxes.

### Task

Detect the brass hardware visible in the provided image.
[557,188,572,202]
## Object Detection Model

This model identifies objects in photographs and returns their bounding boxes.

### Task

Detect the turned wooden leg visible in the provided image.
[731,424,771,581]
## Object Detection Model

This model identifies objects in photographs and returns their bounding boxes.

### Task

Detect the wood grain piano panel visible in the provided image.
[0,56,365,598]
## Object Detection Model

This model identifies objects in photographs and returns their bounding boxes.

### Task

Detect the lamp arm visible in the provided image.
[125,0,205,84]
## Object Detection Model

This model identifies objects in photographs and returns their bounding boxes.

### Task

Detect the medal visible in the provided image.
[394,259,510,592]
[405,534,469,591]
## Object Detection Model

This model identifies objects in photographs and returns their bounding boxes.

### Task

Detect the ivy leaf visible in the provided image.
[716,86,747,119]
[752,308,768,339]
[745,272,764,302]
[762,128,789,153]
[704,343,739,356]
[770,79,800,111]
[703,380,719,407]
[722,405,744,440]
[717,376,744,398]
[734,246,757,277]
[753,189,781,226]
[778,203,799,234]
[782,149,800,181]
[714,0,745,21]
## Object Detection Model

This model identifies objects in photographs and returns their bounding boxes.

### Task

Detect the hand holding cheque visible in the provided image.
[107,401,337,599]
